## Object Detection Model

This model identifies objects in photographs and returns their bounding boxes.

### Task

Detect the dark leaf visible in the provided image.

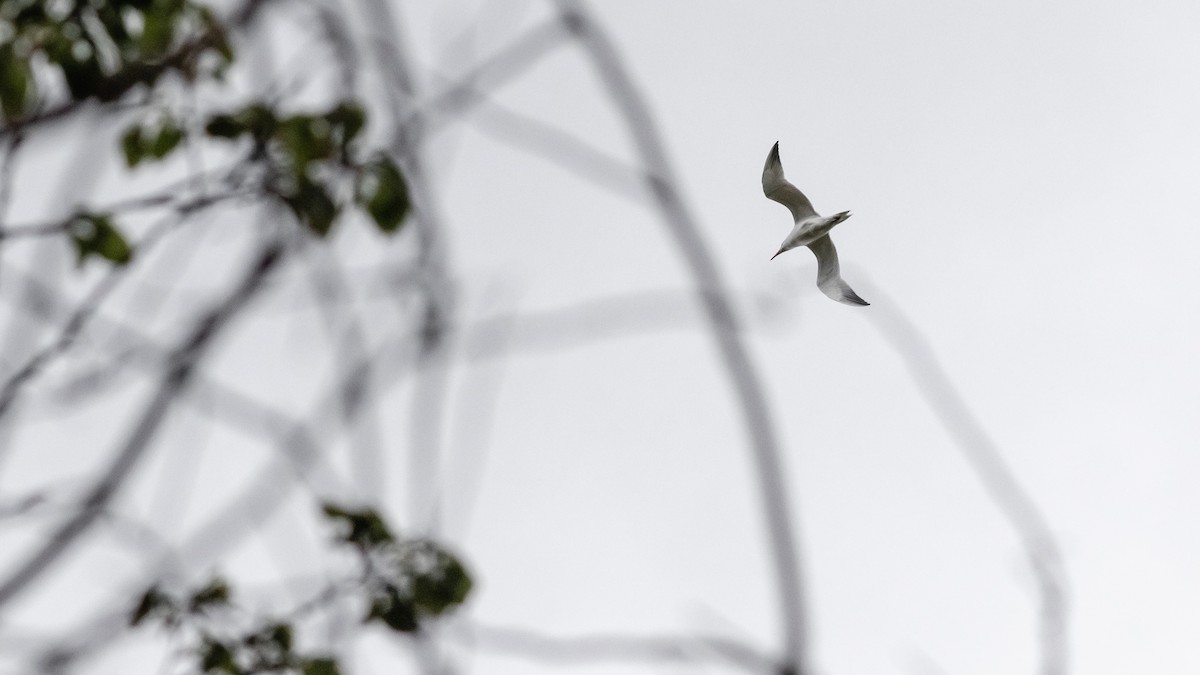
[149,119,184,159]
[0,44,34,121]
[199,637,240,674]
[247,622,292,653]
[121,125,145,167]
[187,577,231,613]
[139,3,177,57]
[325,102,366,148]
[129,585,171,627]
[68,213,133,266]
[277,116,318,169]
[204,114,244,139]
[412,548,473,616]
[280,175,338,237]
[13,4,49,25]
[244,622,293,669]
[302,657,342,675]
[367,587,419,633]
[357,156,409,234]
[235,103,278,142]
[49,37,105,101]
[321,503,394,547]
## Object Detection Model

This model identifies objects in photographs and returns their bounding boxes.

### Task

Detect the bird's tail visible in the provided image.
[830,210,852,225]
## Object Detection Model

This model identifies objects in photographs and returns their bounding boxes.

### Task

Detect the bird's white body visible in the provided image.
[762,142,868,306]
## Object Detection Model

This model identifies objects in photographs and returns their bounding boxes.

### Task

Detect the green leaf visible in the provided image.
[204,114,244,139]
[47,35,105,101]
[198,637,240,675]
[0,44,34,121]
[139,2,177,57]
[244,622,293,668]
[412,547,473,616]
[121,125,145,167]
[235,103,278,142]
[277,116,319,169]
[321,503,394,547]
[250,622,292,654]
[367,586,419,633]
[325,102,366,148]
[302,657,342,675]
[357,156,409,234]
[148,119,184,159]
[187,577,231,613]
[68,213,133,266]
[129,585,171,627]
[280,175,338,237]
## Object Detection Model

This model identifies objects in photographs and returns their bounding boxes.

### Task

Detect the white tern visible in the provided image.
[762,141,868,306]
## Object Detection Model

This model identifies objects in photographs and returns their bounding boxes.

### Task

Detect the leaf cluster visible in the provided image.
[130,576,340,675]
[121,113,183,166]
[0,0,233,121]
[196,623,338,675]
[203,101,410,237]
[129,575,231,629]
[322,503,473,634]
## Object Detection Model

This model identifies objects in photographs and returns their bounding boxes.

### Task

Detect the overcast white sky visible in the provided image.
[2,1,1199,674]
[421,1,1200,673]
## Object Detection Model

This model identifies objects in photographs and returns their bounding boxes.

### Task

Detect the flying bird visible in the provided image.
[762,142,868,306]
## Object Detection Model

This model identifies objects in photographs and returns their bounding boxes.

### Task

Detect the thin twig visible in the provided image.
[300,243,388,500]
[360,0,458,535]
[397,18,572,140]
[0,240,286,612]
[0,189,246,422]
[861,281,1068,675]
[461,622,776,674]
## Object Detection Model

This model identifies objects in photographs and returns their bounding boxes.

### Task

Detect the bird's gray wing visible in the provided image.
[762,142,817,222]
[807,235,869,306]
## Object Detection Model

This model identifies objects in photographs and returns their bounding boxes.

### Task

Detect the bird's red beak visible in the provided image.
[770,248,784,260]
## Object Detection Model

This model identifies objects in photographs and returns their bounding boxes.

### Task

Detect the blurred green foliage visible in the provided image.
[1,1,412,262]
[67,211,132,266]
[129,506,472,673]
[203,100,410,237]
[0,0,232,117]
[323,502,474,634]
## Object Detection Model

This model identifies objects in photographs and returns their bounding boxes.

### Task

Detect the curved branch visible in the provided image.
[551,2,809,673]
[862,282,1068,675]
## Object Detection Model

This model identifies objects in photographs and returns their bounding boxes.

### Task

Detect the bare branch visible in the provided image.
[359,0,459,535]
[460,622,778,674]
[0,240,286,612]
[861,281,1069,675]
[550,2,810,673]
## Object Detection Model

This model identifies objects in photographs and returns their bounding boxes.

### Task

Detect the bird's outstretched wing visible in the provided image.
[762,142,817,222]
[807,235,869,306]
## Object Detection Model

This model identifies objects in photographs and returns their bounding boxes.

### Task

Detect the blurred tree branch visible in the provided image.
[861,281,1069,675]
[552,2,811,673]
[0,239,286,612]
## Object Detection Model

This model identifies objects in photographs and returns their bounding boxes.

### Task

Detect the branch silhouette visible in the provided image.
[552,2,810,672]
[860,280,1068,675]
[0,239,286,611]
